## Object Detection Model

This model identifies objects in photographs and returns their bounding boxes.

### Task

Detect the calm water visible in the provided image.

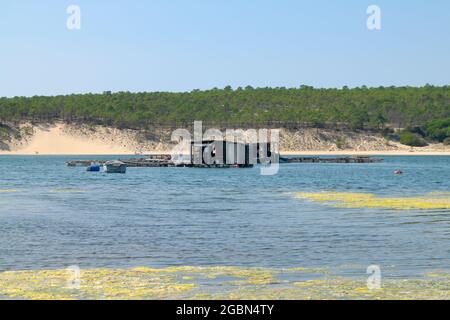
[0,156,449,278]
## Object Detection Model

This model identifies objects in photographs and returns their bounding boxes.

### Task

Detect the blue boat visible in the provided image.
[86,164,101,172]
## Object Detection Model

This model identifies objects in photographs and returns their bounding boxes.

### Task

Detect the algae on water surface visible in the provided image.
[0,266,449,300]
[294,192,450,210]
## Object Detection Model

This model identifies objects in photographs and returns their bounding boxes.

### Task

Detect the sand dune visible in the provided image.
[0,123,449,156]
[0,124,134,155]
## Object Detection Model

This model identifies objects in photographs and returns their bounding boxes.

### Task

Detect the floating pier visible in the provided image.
[67,155,382,167]
[67,156,171,168]
[280,156,383,164]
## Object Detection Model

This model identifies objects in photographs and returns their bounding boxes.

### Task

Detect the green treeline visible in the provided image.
[0,85,449,133]
[399,117,450,146]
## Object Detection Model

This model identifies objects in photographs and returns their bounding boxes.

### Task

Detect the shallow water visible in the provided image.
[0,266,448,300]
[0,155,449,298]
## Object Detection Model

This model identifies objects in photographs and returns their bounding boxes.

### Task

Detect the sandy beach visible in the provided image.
[0,126,132,155]
[1,123,449,156]
[2,150,449,156]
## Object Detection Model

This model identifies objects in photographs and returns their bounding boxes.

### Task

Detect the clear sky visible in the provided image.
[1,0,449,97]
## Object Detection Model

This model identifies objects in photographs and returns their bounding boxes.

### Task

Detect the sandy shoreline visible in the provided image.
[1,123,449,156]
[1,151,449,156]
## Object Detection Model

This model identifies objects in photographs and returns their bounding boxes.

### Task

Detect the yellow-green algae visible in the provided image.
[0,266,449,300]
[0,189,21,193]
[294,192,450,210]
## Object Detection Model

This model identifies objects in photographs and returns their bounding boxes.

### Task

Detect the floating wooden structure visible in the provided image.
[280,156,383,164]
[103,160,127,173]
[184,140,262,168]
[67,156,171,168]
[68,155,382,168]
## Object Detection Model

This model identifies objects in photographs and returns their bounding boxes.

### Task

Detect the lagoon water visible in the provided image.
[0,156,449,279]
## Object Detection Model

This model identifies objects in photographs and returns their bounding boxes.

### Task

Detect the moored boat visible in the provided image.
[86,163,101,172]
[103,160,127,174]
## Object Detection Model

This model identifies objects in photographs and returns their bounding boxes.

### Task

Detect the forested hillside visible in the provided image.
[1,86,449,132]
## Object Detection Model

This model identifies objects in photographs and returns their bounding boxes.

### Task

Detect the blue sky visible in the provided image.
[0,0,449,97]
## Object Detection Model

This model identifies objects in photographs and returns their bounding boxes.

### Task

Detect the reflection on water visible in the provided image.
[0,155,449,299]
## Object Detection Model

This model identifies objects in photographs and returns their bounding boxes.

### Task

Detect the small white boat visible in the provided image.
[103,160,127,174]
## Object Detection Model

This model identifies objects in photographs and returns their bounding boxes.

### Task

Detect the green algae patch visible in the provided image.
[0,189,21,193]
[0,266,449,300]
[294,192,450,210]
[0,268,196,300]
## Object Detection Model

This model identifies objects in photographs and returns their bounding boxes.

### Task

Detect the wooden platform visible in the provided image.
[68,155,382,167]
[67,156,171,168]
[280,156,383,163]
